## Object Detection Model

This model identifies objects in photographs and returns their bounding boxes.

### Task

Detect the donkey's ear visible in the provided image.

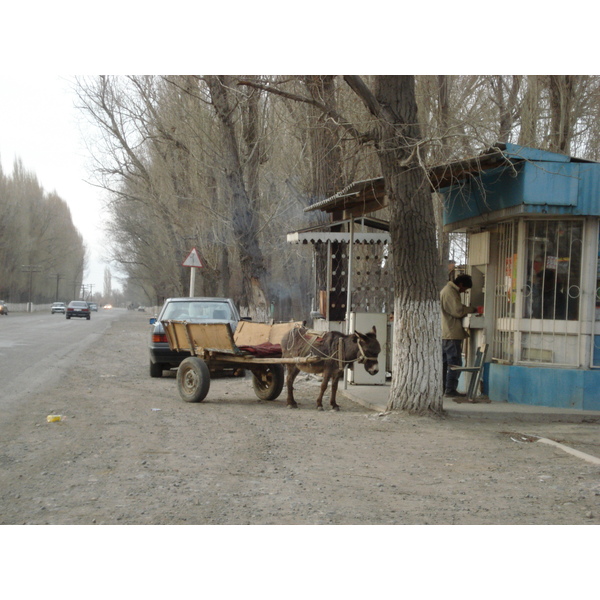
[370,326,377,335]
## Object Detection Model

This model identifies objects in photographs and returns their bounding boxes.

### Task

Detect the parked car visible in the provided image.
[51,302,67,314]
[0,300,8,315]
[149,297,245,378]
[89,303,98,312]
[66,300,91,320]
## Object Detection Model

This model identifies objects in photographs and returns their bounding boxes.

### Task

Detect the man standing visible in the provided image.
[441,274,477,398]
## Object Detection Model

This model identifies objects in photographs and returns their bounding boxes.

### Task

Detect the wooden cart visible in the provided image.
[162,320,317,403]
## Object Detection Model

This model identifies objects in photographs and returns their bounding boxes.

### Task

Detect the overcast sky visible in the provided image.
[0,74,112,294]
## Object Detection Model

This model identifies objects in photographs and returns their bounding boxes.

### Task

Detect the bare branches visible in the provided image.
[343,75,404,127]
[238,76,376,144]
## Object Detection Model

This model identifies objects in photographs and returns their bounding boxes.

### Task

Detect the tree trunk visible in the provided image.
[347,75,442,414]
[518,75,540,146]
[205,75,268,320]
[491,75,521,143]
[304,76,345,318]
[435,75,451,288]
[548,75,580,155]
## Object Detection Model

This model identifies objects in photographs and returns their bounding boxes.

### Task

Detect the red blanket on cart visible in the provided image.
[237,342,282,357]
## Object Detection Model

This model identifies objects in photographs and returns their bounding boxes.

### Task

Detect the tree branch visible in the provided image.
[343,75,404,126]
[238,77,376,144]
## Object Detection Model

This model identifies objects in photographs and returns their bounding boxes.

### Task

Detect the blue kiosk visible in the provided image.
[434,143,600,410]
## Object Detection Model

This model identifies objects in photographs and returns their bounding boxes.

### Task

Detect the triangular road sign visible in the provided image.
[182,247,204,268]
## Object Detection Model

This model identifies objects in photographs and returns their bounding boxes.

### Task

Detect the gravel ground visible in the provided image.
[1,309,599,526]
[2,309,598,597]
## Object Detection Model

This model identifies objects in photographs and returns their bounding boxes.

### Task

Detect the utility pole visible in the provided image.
[49,273,64,301]
[80,283,94,300]
[21,265,42,312]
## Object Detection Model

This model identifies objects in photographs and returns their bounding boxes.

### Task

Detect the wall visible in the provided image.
[489,363,600,411]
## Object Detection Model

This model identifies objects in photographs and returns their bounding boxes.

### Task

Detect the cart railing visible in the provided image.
[164,321,240,355]
[162,320,305,359]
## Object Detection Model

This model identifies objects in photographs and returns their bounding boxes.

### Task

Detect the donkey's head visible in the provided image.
[353,326,381,375]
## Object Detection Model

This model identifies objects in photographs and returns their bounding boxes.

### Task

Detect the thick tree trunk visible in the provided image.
[351,75,442,414]
[385,166,442,413]
[205,76,268,320]
[304,76,345,319]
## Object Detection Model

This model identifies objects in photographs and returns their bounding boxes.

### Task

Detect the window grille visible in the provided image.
[492,219,584,367]
[492,222,517,362]
[593,225,600,368]
[521,220,583,367]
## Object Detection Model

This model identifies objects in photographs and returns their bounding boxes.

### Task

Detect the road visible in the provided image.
[0,308,124,414]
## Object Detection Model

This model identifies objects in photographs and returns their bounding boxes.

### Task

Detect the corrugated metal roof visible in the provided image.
[301,143,600,217]
[431,143,598,190]
[304,178,387,214]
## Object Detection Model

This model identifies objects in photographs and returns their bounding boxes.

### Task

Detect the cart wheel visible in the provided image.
[252,364,285,401]
[177,357,211,402]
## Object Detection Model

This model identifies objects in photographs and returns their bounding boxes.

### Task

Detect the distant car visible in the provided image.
[137,306,146,312]
[149,297,244,378]
[0,300,8,315]
[51,302,66,314]
[103,304,113,309]
[89,303,98,312]
[66,300,91,320]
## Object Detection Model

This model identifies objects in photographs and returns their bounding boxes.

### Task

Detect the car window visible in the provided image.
[162,302,191,319]
[162,301,232,320]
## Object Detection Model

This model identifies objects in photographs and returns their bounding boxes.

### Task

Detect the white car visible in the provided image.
[51,302,66,314]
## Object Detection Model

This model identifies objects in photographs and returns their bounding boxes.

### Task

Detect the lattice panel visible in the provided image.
[351,243,394,313]
[329,242,348,321]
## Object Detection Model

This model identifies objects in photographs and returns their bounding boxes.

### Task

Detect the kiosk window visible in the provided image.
[523,220,582,321]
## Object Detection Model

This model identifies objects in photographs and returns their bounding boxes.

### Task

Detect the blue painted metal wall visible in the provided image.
[489,363,600,411]
[442,143,600,226]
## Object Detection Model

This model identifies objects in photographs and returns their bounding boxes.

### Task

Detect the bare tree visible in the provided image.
[103,267,112,299]
[203,76,269,320]
[0,160,86,303]
[243,75,443,414]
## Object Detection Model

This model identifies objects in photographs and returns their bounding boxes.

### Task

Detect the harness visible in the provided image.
[295,328,376,366]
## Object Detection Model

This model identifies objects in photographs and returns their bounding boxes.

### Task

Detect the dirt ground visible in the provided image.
[1,310,599,526]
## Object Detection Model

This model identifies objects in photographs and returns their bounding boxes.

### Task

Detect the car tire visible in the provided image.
[177,357,210,402]
[150,361,165,378]
[86,315,91,320]
[66,315,70,319]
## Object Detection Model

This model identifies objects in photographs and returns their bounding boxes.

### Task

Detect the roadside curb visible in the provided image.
[340,384,600,424]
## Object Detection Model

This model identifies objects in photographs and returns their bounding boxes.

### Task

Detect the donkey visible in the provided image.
[281,325,381,411]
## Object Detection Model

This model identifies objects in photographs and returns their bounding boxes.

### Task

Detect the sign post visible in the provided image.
[182,247,204,297]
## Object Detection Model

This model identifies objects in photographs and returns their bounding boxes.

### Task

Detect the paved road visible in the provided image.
[0,308,125,413]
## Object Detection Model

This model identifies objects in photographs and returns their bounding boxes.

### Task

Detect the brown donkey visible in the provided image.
[281,325,381,410]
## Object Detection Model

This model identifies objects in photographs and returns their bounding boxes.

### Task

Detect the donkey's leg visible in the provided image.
[286,364,300,408]
[329,368,340,411]
[316,369,331,411]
